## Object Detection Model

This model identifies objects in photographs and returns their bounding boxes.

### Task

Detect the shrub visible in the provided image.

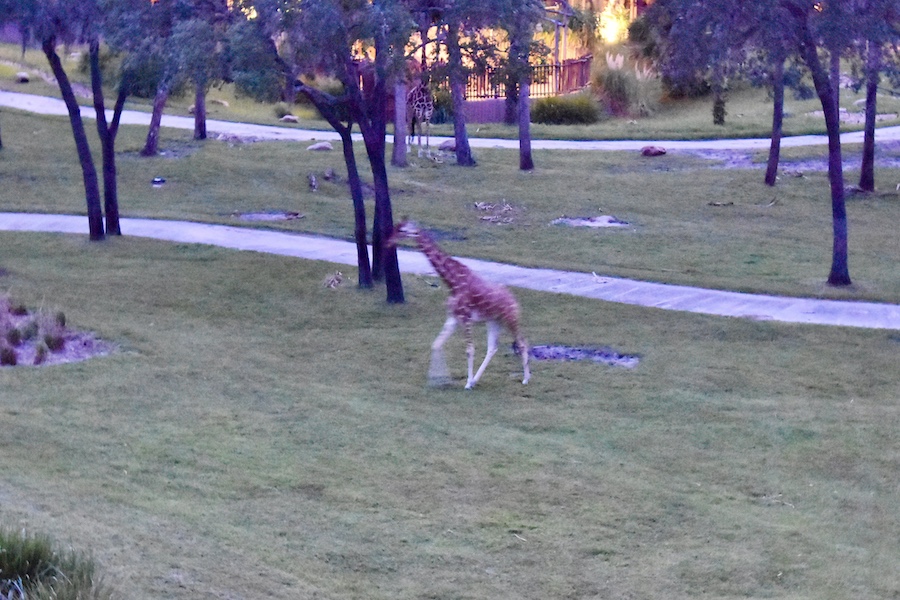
[6,327,21,347]
[34,342,48,365]
[273,102,293,119]
[0,345,16,366]
[0,528,113,600]
[431,89,453,124]
[531,93,601,125]
[44,333,65,353]
[592,52,663,117]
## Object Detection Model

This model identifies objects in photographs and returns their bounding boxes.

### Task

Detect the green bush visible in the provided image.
[531,93,601,125]
[0,528,113,600]
[431,89,453,124]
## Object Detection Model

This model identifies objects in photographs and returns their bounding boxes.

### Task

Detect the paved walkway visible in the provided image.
[4,89,900,150]
[2,213,898,330]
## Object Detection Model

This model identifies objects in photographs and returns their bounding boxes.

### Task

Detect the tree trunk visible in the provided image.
[43,38,104,241]
[765,56,785,186]
[859,41,880,192]
[339,125,374,288]
[194,81,208,141]
[712,83,727,126]
[504,78,518,125]
[518,79,534,171]
[446,20,476,166]
[391,80,408,167]
[90,40,122,236]
[356,52,404,303]
[141,83,170,157]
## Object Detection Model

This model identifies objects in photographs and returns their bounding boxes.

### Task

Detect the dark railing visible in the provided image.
[464,54,593,100]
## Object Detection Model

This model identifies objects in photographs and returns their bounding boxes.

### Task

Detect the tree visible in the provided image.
[501,0,544,171]
[854,0,900,192]
[238,0,412,302]
[781,0,857,286]
[648,0,753,126]
[6,0,106,239]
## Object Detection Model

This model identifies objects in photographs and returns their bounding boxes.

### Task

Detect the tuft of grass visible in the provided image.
[0,528,112,600]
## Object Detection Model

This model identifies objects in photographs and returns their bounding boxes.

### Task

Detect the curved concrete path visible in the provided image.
[2,212,898,331]
[4,89,900,150]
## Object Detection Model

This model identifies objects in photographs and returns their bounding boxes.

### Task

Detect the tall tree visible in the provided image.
[501,0,544,171]
[8,0,106,239]
[239,0,412,302]
[782,0,856,286]
[855,0,900,192]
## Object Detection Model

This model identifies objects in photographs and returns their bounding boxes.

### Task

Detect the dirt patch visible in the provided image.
[530,345,640,368]
[552,215,630,228]
[233,211,305,222]
[0,297,115,368]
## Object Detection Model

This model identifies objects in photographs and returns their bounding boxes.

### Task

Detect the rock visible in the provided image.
[641,145,666,156]
[306,141,333,151]
[438,139,456,152]
[15,72,29,83]
[280,114,300,123]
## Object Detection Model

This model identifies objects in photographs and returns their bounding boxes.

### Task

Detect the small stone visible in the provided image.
[306,141,333,151]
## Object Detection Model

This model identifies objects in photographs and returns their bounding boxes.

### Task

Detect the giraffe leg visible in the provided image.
[428,316,456,387]
[469,320,501,389]
[463,321,477,389]
[517,336,531,385]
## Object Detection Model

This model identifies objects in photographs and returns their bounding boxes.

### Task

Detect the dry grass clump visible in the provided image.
[0,295,113,367]
[0,527,113,600]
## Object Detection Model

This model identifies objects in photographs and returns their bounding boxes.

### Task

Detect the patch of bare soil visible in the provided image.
[551,215,630,228]
[530,345,640,368]
[0,297,115,368]
[688,139,900,173]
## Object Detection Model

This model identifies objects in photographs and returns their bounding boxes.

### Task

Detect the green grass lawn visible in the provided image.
[0,109,898,303]
[1,47,900,599]
[0,231,898,600]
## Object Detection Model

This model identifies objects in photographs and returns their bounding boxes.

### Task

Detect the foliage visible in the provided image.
[0,528,111,600]
[226,17,283,103]
[593,52,662,117]
[531,93,601,124]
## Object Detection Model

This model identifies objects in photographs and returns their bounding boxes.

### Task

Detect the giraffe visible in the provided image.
[406,82,434,157]
[387,220,530,389]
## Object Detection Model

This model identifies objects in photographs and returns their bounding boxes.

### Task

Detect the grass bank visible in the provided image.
[1,232,898,599]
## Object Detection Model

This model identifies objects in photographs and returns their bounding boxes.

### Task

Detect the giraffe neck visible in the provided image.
[417,233,466,291]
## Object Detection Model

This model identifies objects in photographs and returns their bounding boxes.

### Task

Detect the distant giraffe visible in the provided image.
[406,82,434,156]
[386,220,530,389]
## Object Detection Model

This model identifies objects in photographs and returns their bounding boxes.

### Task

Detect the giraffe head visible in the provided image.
[386,219,422,248]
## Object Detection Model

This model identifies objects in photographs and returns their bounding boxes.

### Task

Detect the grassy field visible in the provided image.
[0,56,899,599]
[1,230,898,600]
[0,109,898,303]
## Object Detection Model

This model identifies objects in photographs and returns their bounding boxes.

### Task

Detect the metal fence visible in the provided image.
[464,55,593,100]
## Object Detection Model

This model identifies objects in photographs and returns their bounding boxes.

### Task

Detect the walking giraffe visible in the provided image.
[387,220,530,389]
[406,82,434,157]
